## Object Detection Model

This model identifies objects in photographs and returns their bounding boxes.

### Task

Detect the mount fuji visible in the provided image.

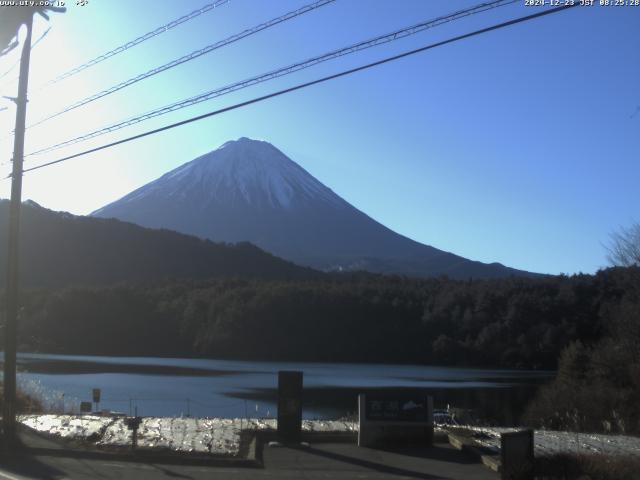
[92,137,533,279]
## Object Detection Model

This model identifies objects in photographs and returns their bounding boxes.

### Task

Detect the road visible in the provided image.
[0,441,497,480]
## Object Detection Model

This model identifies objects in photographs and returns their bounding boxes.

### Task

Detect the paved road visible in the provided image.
[0,441,497,480]
[0,426,497,480]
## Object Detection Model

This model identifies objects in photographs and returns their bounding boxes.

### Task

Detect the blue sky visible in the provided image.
[0,0,638,275]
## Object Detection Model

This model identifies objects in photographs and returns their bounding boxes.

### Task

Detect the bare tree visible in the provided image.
[607,222,640,267]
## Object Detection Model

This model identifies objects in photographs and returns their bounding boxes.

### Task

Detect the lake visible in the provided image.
[14,353,553,424]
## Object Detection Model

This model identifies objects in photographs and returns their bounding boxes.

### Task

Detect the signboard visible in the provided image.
[80,401,92,413]
[365,395,431,422]
[358,391,433,448]
[125,417,143,430]
[277,371,303,443]
[501,429,534,480]
[92,388,101,403]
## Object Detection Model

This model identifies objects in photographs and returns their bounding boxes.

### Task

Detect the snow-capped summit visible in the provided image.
[127,137,343,211]
[93,138,534,278]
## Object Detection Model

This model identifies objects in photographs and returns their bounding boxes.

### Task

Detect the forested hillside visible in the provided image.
[11,267,638,370]
[0,200,317,287]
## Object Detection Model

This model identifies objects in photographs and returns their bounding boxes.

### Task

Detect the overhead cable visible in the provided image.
[26,0,336,130]
[46,0,230,86]
[27,0,517,157]
[17,3,578,176]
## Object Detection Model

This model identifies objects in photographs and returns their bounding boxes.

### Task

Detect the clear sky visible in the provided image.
[0,0,638,275]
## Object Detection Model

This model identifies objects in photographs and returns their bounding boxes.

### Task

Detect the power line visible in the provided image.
[26,0,336,130]
[17,3,578,177]
[46,0,230,86]
[26,0,517,158]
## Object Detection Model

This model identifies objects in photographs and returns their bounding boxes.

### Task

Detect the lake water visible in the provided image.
[15,353,553,424]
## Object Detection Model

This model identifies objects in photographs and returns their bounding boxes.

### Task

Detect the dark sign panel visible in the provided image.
[92,388,101,403]
[365,395,430,422]
[358,392,434,448]
[80,401,92,413]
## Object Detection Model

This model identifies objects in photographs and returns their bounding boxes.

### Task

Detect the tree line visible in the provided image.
[8,267,636,370]
[524,267,640,433]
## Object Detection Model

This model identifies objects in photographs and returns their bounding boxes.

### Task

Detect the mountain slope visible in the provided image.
[93,137,535,279]
[0,200,316,287]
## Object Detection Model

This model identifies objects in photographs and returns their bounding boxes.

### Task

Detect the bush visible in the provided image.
[0,383,43,414]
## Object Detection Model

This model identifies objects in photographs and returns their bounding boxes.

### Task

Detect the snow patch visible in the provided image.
[450,425,640,457]
[23,414,639,459]
[19,415,357,457]
[94,137,344,214]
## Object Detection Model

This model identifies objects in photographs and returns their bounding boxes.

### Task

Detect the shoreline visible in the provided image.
[11,351,558,373]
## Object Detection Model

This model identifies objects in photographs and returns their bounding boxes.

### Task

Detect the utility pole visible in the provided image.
[3,11,33,443]
[1,4,64,445]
